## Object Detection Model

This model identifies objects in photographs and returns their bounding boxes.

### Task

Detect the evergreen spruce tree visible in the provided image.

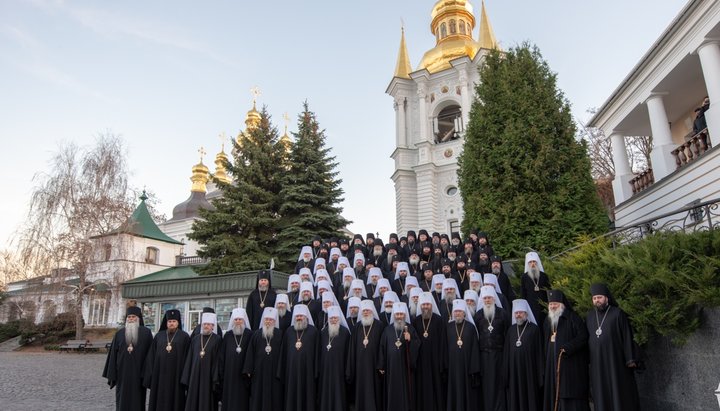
[458,44,607,258]
[276,102,350,271]
[189,108,285,274]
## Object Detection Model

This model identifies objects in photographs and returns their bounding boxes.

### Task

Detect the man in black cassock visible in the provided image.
[242,307,284,411]
[246,270,277,331]
[274,294,292,332]
[277,304,318,411]
[219,308,253,411]
[438,278,460,323]
[543,290,590,411]
[411,292,446,411]
[347,300,384,411]
[503,299,543,411]
[475,286,510,411]
[294,246,314,274]
[181,312,222,411]
[317,306,351,411]
[143,309,190,411]
[520,252,551,329]
[103,305,153,411]
[285,274,300,311]
[586,284,640,411]
[443,299,481,411]
[490,255,516,301]
[189,307,223,340]
[377,302,420,411]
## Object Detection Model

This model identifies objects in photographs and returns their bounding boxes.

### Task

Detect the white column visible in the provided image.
[417,83,430,143]
[645,93,676,181]
[395,96,407,147]
[698,41,720,146]
[610,132,634,204]
[459,71,471,125]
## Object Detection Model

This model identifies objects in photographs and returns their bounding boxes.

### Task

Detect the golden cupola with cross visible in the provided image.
[417,0,499,74]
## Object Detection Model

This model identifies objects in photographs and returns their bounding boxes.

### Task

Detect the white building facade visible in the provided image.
[589,0,720,229]
[388,0,499,236]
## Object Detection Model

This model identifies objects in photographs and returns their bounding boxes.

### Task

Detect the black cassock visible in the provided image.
[242,329,284,411]
[586,307,640,411]
[346,320,384,411]
[103,326,153,411]
[503,321,543,411]
[181,333,221,411]
[246,289,277,330]
[219,330,253,411]
[143,329,191,411]
[520,272,551,329]
[543,310,590,411]
[278,313,292,332]
[277,325,319,411]
[438,300,453,323]
[411,313,446,411]
[377,323,420,411]
[443,320,480,411]
[317,326,351,411]
[475,307,510,411]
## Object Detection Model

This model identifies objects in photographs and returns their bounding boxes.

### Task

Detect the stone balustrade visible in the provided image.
[670,128,711,169]
[629,168,654,194]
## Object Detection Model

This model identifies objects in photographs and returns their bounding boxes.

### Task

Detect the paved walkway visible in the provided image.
[0,351,115,411]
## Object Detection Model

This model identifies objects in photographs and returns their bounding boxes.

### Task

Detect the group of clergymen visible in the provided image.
[103,230,642,411]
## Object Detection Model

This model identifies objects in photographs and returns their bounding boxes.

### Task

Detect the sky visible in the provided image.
[0,0,688,251]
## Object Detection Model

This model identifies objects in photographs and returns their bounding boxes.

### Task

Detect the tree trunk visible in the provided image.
[75,278,85,340]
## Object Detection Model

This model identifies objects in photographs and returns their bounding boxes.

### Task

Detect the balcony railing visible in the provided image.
[629,169,654,194]
[671,128,711,169]
[175,255,207,266]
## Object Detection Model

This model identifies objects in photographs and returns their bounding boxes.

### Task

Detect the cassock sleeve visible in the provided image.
[560,312,589,356]
[618,310,639,366]
[376,329,387,372]
[142,336,157,389]
[180,340,193,387]
[242,334,255,376]
[276,332,287,381]
[102,333,119,389]
[345,326,356,384]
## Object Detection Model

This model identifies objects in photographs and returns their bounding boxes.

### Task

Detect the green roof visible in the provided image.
[124,265,200,284]
[104,194,183,245]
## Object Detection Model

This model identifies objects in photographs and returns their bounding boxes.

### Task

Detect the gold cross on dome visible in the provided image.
[218,132,227,151]
[283,112,290,134]
[250,86,261,104]
[198,146,206,163]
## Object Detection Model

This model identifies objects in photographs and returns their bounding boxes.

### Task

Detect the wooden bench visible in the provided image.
[83,340,112,353]
[59,339,87,352]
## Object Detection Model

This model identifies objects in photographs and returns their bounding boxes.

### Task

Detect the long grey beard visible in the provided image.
[343,281,352,289]
[233,325,245,336]
[262,325,274,339]
[549,306,564,329]
[421,309,432,320]
[393,319,405,332]
[529,267,540,281]
[444,294,455,304]
[408,301,418,316]
[277,307,287,317]
[467,304,476,316]
[455,317,465,324]
[301,294,311,302]
[361,316,374,327]
[492,266,501,275]
[258,285,268,292]
[384,306,393,314]
[516,317,526,326]
[328,323,340,338]
[387,254,394,265]
[483,304,495,322]
[471,284,481,293]
[124,322,138,346]
[294,318,308,331]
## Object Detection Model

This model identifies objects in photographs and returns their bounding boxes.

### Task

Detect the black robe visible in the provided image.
[586,306,640,411]
[543,310,590,411]
[442,320,481,411]
[294,259,314,274]
[503,321,544,411]
[378,309,393,327]
[242,328,284,411]
[438,299,454,324]
[278,312,292,332]
[317,325,351,411]
[219,329,253,411]
[143,329,191,411]
[475,307,511,411]
[246,289,277,330]
[346,316,359,330]
[391,277,408,298]
[347,319,384,411]
[377,323,421,411]
[102,326,153,411]
[520,272,551,329]
[277,325,319,411]
[411,313,446,411]
[181,333,221,411]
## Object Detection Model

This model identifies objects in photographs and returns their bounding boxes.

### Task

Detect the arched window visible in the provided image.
[146,247,159,264]
[440,23,447,38]
[459,20,466,34]
[433,104,463,144]
[449,19,457,34]
[467,22,472,35]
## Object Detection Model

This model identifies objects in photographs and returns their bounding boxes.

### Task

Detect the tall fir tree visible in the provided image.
[276,102,350,271]
[189,107,285,274]
[458,44,607,258]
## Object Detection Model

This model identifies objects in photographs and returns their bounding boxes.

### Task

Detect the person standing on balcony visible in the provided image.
[693,96,710,135]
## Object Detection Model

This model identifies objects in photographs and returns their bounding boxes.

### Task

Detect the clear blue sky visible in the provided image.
[0,0,687,251]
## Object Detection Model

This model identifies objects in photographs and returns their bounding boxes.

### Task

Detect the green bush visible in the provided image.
[544,229,720,345]
[0,320,23,343]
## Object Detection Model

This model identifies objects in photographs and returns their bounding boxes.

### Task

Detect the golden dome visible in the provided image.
[418,0,498,73]
[213,145,231,185]
[190,161,209,193]
[245,101,261,130]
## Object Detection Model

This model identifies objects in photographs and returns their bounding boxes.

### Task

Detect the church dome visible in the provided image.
[170,191,214,221]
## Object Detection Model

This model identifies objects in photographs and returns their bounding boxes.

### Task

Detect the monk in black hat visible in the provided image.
[246,270,277,330]
[103,304,153,411]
